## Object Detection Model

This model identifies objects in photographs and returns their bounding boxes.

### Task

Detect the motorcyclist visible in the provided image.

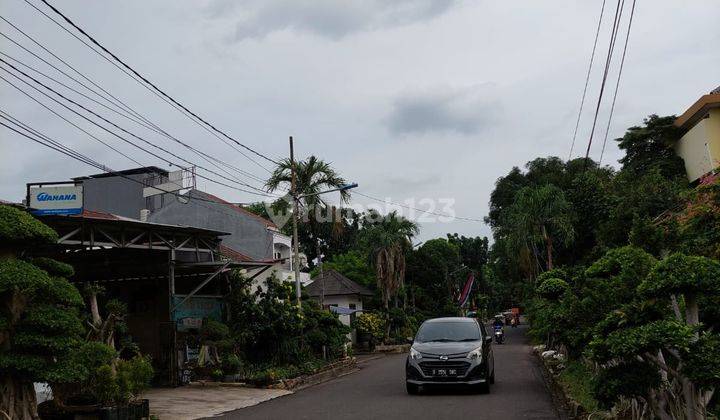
[492,317,504,329]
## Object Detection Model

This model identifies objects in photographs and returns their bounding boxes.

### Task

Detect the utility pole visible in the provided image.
[290,136,302,306]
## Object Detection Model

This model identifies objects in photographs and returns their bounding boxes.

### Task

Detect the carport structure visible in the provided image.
[38,210,273,385]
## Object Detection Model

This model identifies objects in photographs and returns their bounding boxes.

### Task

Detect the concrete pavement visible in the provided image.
[145,385,291,420]
[217,325,560,420]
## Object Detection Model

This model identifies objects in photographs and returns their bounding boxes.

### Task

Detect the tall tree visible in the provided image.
[266,156,351,266]
[359,211,418,315]
[503,184,575,272]
[616,114,685,179]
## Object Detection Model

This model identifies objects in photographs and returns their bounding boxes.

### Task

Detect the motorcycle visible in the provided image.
[494,325,505,344]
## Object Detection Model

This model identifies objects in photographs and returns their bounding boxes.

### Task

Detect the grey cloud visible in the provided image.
[387,85,500,135]
[206,0,457,41]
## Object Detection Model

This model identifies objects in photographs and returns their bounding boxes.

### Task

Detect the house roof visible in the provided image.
[47,209,230,236]
[675,92,720,131]
[218,244,254,262]
[73,166,168,180]
[190,190,277,229]
[305,269,373,297]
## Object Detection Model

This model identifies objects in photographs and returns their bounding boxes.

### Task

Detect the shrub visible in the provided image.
[0,205,58,247]
[353,312,384,339]
[222,354,242,375]
[202,319,230,343]
[116,356,154,402]
[536,278,569,300]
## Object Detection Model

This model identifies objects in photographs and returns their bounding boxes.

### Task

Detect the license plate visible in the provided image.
[432,369,457,376]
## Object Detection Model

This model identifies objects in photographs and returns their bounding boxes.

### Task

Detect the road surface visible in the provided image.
[218,325,559,419]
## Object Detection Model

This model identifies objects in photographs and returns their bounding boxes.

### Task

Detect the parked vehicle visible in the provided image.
[405,317,495,394]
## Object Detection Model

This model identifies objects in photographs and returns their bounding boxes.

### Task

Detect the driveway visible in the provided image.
[217,325,559,419]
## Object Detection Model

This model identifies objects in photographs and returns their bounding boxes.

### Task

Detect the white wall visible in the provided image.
[323,295,363,343]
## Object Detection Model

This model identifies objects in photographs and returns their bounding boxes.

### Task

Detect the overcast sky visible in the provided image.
[0,0,718,241]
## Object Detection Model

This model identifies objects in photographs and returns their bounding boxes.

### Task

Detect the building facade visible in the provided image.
[674,88,720,183]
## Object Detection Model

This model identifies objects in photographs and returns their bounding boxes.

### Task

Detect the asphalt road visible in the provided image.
[220,325,559,420]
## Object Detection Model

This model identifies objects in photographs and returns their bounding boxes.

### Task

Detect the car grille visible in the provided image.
[418,361,471,377]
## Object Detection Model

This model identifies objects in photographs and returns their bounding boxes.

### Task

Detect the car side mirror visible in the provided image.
[406,337,414,345]
[484,336,493,345]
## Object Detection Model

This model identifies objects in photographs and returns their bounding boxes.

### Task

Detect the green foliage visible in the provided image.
[446,234,488,271]
[536,278,569,300]
[640,253,720,298]
[0,204,58,247]
[0,257,52,295]
[116,356,154,401]
[94,365,120,405]
[536,268,569,284]
[202,319,230,343]
[352,312,384,339]
[590,319,695,363]
[227,273,350,367]
[671,180,720,259]
[28,257,74,278]
[222,354,242,375]
[311,250,375,289]
[558,361,599,413]
[682,332,720,389]
[616,114,685,179]
[0,256,85,386]
[592,360,661,409]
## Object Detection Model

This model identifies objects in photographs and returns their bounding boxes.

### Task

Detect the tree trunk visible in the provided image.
[542,226,553,270]
[685,295,699,329]
[0,374,38,420]
[89,290,101,326]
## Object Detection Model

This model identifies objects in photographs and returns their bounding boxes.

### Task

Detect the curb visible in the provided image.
[532,349,578,420]
[269,358,358,391]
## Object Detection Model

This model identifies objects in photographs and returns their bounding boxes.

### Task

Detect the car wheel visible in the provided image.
[406,382,420,395]
[489,368,495,384]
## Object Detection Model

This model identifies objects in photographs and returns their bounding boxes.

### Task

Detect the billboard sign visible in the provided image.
[172,296,223,331]
[29,185,83,215]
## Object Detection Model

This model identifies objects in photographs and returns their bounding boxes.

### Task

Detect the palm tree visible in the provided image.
[266,155,351,209]
[360,211,419,312]
[504,184,574,273]
[265,156,350,302]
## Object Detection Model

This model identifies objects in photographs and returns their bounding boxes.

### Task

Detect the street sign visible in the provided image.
[29,185,83,215]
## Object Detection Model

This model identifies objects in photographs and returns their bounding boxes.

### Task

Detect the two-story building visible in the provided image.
[27,166,310,286]
[674,87,720,183]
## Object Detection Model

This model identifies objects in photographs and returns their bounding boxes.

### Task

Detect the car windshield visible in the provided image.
[415,321,481,343]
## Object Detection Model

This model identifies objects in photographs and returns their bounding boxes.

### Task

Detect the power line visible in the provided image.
[0,18,153,128]
[0,73,146,166]
[0,51,270,189]
[599,0,637,165]
[0,59,278,198]
[0,110,113,171]
[0,114,267,214]
[583,0,625,168]
[15,2,274,177]
[568,0,607,160]
[34,0,280,169]
[0,20,270,187]
[354,191,485,223]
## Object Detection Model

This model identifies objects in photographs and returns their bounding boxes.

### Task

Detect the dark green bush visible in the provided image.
[536,278,569,300]
[0,205,58,247]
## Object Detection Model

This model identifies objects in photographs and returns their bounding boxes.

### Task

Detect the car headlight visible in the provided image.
[466,347,482,361]
[410,347,422,360]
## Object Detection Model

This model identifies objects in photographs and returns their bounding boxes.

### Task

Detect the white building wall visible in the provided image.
[322,295,363,343]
